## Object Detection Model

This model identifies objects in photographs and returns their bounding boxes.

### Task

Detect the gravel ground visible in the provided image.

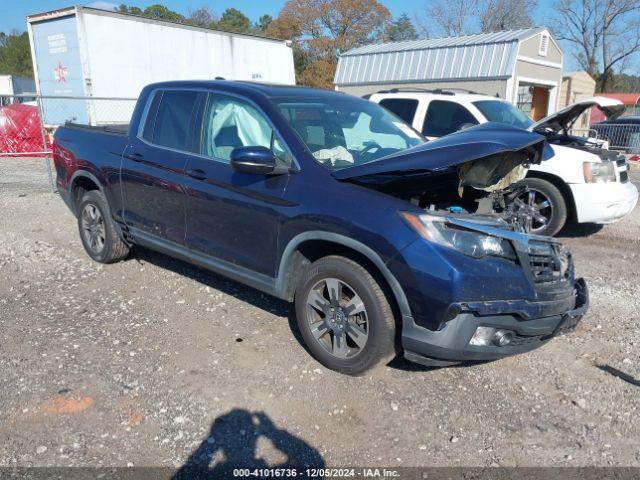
[1,157,639,472]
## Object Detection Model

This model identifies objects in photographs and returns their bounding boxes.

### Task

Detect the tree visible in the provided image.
[142,4,185,22]
[116,4,184,22]
[385,13,418,41]
[427,0,478,36]
[255,15,274,34]
[426,0,536,36]
[269,0,391,88]
[213,8,251,33]
[479,0,536,31]
[187,7,216,27]
[552,0,640,91]
[0,31,33,78]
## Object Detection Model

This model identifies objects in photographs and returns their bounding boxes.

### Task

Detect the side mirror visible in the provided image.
[230,146,277,175]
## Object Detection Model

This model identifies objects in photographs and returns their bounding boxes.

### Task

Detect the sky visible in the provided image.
[0,0,607,73]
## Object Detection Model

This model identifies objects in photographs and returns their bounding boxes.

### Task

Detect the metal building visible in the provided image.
[335,27,563,119]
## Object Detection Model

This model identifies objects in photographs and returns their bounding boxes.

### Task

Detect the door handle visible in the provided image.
[127,152,144,162]
[186,168,207,181]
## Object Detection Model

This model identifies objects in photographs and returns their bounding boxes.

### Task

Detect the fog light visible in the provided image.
[469,326,496,346]
[493,330,514,346]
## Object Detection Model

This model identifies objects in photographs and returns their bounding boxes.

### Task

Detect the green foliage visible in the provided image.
[255,15,274,34]
[386,14,418,42]
[0,32,33,78]
[212,8,251,33]
[117,4,184,22]
[596,73,640,93]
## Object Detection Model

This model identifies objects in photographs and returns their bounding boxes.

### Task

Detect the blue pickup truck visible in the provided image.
[53,80,588,375]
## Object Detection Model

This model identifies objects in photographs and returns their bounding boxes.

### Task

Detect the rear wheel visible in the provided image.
[519,178,567,236]
[77,190,129,263]
[294,255,396,375]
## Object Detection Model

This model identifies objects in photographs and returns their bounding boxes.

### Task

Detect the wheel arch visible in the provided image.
[525,170,577,222]
[69,170,106,216]
[275,232,412,321]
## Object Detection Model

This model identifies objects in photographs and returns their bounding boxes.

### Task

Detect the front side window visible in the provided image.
[422,100,478,137]
[150,90,200,151]
[379,98,419,125]
[274,96,424,170]
[473,100,534,129]
[202,94,287,164]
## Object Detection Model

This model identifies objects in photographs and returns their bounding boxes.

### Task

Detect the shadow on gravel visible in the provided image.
[387,356,494,373]
[596,364,640,387]
[557,222,604,238]
[129,246,292,316]
[128,247,311,353]
[172,409,325,479]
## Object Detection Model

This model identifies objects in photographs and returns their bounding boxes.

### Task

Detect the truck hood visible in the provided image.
[529,97,625,134]
[332,122,548,191]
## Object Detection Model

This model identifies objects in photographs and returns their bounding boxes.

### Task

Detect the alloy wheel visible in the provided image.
[305,278,369,359]
[81,203,106,254]
[518,188,554,234]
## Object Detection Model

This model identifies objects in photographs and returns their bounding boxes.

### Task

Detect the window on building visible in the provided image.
[422,100,478,137]
[379,98,419,125]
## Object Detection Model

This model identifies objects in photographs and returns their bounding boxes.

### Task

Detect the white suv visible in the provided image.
[368,89,638,236]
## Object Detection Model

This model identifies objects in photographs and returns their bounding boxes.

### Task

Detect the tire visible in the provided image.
[520,177,568,236]
[294,255,396,375]
[77,190,130,263]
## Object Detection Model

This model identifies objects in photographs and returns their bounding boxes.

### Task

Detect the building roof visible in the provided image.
[335,27,552,86]
[597,93,640,106]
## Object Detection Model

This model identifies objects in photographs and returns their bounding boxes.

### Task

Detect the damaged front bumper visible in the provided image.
[402,278,589,367]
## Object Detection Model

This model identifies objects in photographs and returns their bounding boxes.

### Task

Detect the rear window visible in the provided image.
[147,90,200,151]
[379,98,419,125]
[422,100,477,137]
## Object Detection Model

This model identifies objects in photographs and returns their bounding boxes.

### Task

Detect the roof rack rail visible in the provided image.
[431,88,479,95]
[376,87,437,94]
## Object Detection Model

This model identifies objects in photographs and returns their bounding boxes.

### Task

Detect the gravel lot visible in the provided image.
[1,157,639,472]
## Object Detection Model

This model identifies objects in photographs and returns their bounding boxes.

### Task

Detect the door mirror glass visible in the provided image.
[230,146,278,175]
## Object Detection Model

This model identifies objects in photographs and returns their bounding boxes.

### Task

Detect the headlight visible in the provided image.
[583,161,616,183]
[400,212,516,260]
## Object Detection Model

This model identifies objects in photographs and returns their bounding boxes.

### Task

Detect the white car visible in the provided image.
[368,90,638,236]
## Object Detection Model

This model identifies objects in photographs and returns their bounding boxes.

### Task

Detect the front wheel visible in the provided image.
[294,256,396,375]
[518,178,568,236]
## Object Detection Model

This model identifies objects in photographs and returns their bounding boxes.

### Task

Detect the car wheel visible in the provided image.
[294,255,396,375]
[519,178,567,236]
[77,190,130,263]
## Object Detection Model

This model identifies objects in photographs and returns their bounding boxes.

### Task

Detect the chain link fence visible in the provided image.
[0,94,137,192]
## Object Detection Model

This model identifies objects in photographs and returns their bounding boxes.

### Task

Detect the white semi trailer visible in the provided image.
[27,6,296,125]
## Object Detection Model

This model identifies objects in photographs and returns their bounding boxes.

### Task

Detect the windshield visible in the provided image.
[473,100,534,129]
[273,97,424,170]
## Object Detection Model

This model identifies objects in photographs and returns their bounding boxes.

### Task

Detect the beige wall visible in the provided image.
[560,72,596,129]
[337,79,508,99]
[519,33,562,64]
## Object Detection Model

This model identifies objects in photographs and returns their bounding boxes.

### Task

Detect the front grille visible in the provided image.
[620,170,629,183]
[616,156,627,167]
[526,241,572,286]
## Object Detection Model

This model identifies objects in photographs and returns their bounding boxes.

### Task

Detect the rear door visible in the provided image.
[121,89,205,244]
[183,92,291,277]
[421,100,478,140]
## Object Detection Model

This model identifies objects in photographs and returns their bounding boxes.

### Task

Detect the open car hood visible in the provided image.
[332,122,548,191]
[529,97,625,133]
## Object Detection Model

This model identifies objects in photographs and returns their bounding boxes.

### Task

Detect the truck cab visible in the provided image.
[369,89,638,236]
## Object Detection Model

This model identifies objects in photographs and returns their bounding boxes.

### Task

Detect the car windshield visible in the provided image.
[473,100,534,129]
[273,96,424,170]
